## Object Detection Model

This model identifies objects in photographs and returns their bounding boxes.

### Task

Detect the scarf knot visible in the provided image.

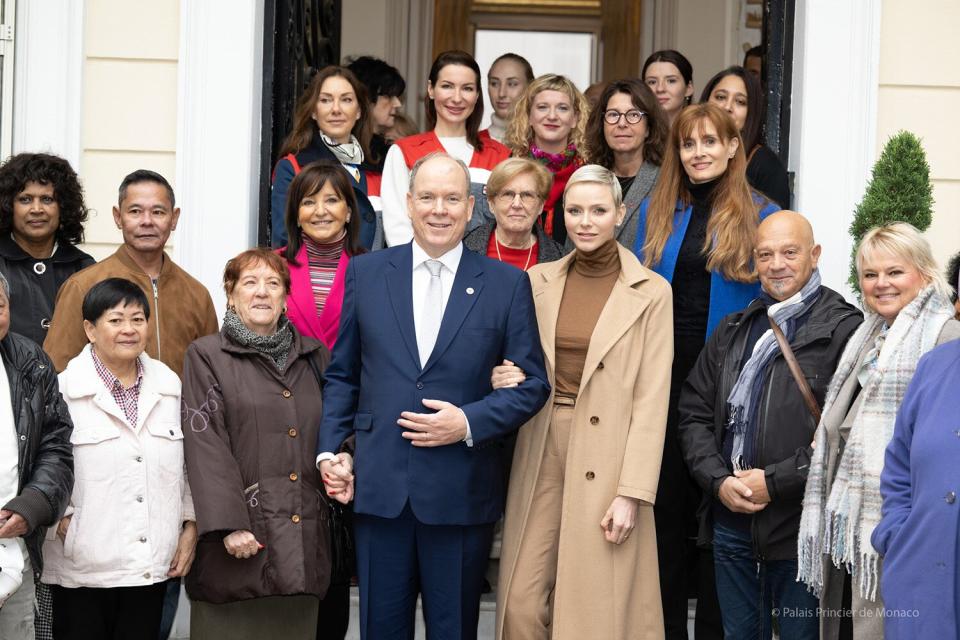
[223,309,294,372]
[726,270,823,470]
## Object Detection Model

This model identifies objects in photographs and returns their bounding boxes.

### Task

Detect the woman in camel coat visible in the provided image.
[495,165,672,640]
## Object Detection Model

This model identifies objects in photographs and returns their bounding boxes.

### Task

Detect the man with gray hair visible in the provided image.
[316,152,550,639]
[0,271,73,638]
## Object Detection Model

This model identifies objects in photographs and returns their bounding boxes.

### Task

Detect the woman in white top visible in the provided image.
[42,278,195,640]
[380,49,510,247]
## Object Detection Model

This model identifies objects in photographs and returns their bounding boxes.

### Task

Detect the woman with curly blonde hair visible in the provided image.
[505,74,589,245]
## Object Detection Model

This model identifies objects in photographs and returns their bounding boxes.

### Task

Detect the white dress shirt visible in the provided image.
[411,240,461,365]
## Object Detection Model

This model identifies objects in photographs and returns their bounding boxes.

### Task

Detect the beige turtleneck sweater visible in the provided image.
[554,239,620,398]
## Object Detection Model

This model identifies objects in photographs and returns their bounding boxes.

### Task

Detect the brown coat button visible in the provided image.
[586,471,595,480]
[288,427,297,437]
[291,514,301,523]
[597,362,604,370]
[590,416,599,425]
[282,390,292,398]
[289,472,298,482]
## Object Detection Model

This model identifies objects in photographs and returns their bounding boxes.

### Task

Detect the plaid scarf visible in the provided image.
[726,270,823,470]
[797,284,953,600]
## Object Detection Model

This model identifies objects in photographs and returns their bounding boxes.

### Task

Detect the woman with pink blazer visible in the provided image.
[278,160,368,349]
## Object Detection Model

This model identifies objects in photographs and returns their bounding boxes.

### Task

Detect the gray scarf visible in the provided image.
[320,133,364,166]
[726,269,823,469]
[223,309,294,372]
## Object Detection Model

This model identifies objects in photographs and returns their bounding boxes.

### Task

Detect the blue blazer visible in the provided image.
[633,195,780,338]
[317,243,551,526]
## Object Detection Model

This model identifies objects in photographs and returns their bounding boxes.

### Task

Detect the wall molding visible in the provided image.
[788,0,882,298]
[13,0,84,167]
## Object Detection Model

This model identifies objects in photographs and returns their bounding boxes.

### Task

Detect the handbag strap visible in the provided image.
[767,315,821,424]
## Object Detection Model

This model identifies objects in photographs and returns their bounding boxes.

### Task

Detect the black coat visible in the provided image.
[0,332,74,573]
[0,235,94,345]
[678,286,862,560]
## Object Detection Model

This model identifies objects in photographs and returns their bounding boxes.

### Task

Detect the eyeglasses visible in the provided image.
[603,109,646,125]
[495,190,540,206]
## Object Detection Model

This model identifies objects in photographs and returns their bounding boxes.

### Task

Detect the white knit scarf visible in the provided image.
[797,284,953,600]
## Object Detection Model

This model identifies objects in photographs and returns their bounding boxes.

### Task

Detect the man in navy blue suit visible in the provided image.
[316,152,550,639]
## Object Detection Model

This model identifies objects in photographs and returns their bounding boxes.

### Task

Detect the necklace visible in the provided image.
[494,232,535,271]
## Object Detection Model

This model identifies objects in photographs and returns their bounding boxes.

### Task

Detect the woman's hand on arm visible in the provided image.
[600,495,640,545]
[223,529,262,559]
[491,359,526,389]
[168,521,198,577]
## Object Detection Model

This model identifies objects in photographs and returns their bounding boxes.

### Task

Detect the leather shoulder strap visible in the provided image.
[767,315,821,423]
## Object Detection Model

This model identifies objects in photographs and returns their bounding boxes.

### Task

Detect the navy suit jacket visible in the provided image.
[317,242,550,526]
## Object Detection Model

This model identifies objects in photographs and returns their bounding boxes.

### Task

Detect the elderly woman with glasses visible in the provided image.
[463,157,565,270]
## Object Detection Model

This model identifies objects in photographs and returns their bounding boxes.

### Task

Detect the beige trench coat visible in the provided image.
[496,244,672,640]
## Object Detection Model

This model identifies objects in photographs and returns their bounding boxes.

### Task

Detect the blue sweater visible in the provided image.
[633,195,780,339]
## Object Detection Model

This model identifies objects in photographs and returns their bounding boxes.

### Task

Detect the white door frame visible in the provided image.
[173,0,266,316]
[13,0,84,167]
[788,0,882,298]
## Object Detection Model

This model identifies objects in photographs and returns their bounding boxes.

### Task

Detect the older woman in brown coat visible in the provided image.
[181,248,337,640]
[495,165,672,640]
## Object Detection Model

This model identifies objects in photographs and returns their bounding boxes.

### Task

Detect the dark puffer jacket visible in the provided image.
[181,327,332,604]
[678,286,862,560]
[0,331,74,574]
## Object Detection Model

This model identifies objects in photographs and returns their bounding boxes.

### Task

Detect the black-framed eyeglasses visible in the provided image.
[603,109,646,125]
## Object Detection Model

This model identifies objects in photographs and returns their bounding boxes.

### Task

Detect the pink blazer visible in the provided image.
[280,244,350,349]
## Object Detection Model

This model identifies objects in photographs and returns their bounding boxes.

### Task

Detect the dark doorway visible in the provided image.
[259,0,343,246]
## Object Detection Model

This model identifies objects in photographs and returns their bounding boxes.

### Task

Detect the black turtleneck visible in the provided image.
[673,177,717,341]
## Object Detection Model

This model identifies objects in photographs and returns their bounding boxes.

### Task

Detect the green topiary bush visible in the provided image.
[848,130,934,293]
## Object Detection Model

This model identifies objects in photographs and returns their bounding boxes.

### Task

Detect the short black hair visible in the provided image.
[117,169,175,208]
[0,152,89,246]
[82,278,150,324]
[947,250,960,303]
[347,56,406,101]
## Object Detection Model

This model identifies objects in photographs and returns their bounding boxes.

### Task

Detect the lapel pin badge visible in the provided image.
[466,287,475,295]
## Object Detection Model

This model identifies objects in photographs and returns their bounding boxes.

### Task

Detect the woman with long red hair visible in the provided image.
[634,102,780,639]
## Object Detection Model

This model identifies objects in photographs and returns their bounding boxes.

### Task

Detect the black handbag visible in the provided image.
[305,352,356,585]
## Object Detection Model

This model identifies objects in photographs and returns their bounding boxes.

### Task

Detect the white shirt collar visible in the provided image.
[411,239,463,274]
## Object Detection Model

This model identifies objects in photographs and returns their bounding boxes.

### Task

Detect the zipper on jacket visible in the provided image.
[151,278,161,360]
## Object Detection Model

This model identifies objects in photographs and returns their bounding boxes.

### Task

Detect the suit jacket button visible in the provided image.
[416,382,424,390]
[585,471,595,480]
[590,416,599,425]
[289,472,298,482]
[946,491,956,504]
[282,389,292,398]
[291,514,301,523]
[288,427,297,437]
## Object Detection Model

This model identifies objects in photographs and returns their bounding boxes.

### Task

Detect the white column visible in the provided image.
[173,0,265,316]
[13,0,84,167]
[788,0,882,298]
